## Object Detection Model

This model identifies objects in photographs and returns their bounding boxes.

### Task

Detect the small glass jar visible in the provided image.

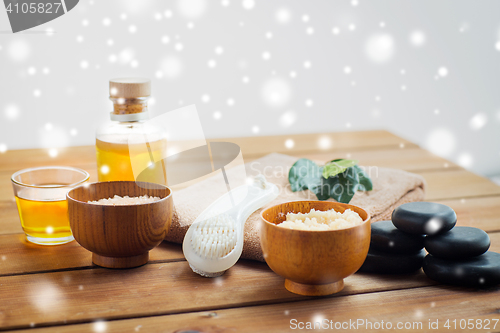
[96,78,167,183]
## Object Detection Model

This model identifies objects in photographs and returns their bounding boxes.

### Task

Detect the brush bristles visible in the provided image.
[191,214,237,259]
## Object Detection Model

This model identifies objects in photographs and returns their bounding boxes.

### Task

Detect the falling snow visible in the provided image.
[410,30,426,46]
[438,67,448,77]
[262,78,291,108]
[425,128,456,157]
[279,111,297,127]
[365,33,395,63]
[5,104,20,120]
[242,0,255,10]
[93,320,107,333]
[276,8,291,24]
[318,136,332,150]
[469,113,488,130]
[7,39,30,62]
[458,152,473,168]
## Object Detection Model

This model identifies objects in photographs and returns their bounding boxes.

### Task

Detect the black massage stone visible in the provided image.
[424,226,490,259]
[392,202,456,235]
[423,252,500,287]
[358,248,426,274]
[370,220,425,254]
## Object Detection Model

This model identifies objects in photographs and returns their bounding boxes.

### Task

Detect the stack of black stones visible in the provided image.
[359,202,500,287]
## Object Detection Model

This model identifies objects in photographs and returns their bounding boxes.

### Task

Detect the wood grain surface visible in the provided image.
[0,130,499,332]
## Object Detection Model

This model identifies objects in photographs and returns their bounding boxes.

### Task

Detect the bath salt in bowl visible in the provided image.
[88,195,161,205]
[67,181,173,269]
[279,208,363,231]
[260,201,370,296]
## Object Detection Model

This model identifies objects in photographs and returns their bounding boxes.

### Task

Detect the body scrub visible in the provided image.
[88,195,160,206]
[278,208,363,231]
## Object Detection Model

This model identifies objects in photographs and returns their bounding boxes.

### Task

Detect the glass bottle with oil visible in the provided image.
[96,78,167,184]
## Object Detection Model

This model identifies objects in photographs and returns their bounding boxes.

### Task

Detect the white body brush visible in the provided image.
[182,175,278,277]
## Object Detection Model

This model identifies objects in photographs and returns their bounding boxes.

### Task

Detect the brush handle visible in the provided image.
[194,175,278,224]
[235,179,279,225]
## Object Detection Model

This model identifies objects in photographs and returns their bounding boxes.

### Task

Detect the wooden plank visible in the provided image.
[0,260,435,330]
[2,233,500,330]
[417,169,500,201]
[302,146,458,172]
[209,130,416,157]
[437,196,500,232]
[0,237,184,277]
[16,285,500,333]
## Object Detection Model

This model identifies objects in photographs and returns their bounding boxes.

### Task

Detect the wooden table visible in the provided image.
[1,130,499,332]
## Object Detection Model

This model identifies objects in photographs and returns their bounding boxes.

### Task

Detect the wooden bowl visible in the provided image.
[260,201,370,296]
[67,181,173,269]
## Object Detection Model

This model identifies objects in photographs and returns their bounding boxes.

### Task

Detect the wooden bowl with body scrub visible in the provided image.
[260,201,371,296]
[67,181,173,268]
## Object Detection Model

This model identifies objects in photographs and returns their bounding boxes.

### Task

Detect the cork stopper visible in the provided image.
[109,78,150,116]
[109,78,151,98]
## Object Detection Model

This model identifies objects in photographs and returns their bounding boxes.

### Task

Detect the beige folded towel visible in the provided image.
[166,153,426,262]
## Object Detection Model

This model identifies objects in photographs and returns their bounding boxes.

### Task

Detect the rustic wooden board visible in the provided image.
[302,146,458,172]
[0,237,184,277]
[1,233,500,330]
[418,169,500,201]
[15,286,500,333]
[1,130,499,333]
[0,259,435,330]
[438,196,500,232]
[209,130,416,156]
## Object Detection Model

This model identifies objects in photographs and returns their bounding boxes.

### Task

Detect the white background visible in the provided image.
[0,0,499,178]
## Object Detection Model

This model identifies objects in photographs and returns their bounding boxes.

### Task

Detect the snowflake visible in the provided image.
[242,0,255,10]
[365,33,395,63]
[438,67,448,77]
[275,8,291,24]
[207,59,217,68]
[410,30,426,47]
[262,78,291,108]
[469,113,488,130]
[177,0,207,19]
[215,46,224,55]
[5,104,20,120]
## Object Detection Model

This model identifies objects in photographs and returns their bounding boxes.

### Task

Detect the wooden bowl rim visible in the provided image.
[260,200,371,233]
[66,181,173,207]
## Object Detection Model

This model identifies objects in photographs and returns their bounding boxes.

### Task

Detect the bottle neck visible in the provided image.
[110,97,149,122]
